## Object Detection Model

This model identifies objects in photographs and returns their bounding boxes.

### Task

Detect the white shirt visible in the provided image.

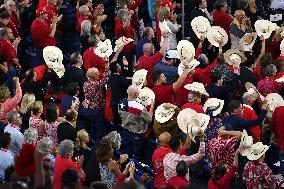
[4,124,24,155]
[0,148,14,179]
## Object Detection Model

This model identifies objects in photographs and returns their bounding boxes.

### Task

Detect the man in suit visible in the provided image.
[57,109,78,144]
[61,82,80,114]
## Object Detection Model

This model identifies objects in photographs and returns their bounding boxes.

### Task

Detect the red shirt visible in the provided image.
[152,84,174,107]
[15,144,36,176]
[137,52,163,86]
[181,102,204,113]
[152,146,172,188]
[0,38,17,66]
[194,59,218,87]
[83,47,106,77]
[37,3,58,26]
[278,55,284,61]
[212,10,233,36]
[8,19,19,38]
[242,105,261,142]
[208,165,237,189]
[53,156,82,189]
[167,176,189,189]
[77,15,92,33]
[115,16,135,52]
[175,77,193,107]
[265,40,281,61]
[127,0,143,30]
[270,106,284,153]
[31,18,56,49]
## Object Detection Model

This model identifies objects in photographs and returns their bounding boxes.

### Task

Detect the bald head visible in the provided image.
[127,85,139,100]
[158,132,171,145]
[143,43,153,54]
[234,10,245,22]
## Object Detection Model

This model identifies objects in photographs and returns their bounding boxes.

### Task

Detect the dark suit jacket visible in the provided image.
[57,121,77,144]
[61,95,75,114]
[240,66,258,86]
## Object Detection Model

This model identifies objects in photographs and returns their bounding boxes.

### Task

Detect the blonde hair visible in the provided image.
[31,101,43,115]
[157,6,170,21]
[20,93,36,114]
[0,85,10,103]
[75,129,89,150]
[86,67,99,79]
[154,0,162,16]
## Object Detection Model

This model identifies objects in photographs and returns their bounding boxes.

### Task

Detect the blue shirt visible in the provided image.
[154,61,178,84]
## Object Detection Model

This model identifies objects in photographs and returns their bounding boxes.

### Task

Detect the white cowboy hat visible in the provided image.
[206,26,228,47]
[245,82,265,101]
[247,142,269,161]
[114,36,134,52]
[94,39,113,58]
[132,69,148,89]
[276,75,284,83]
[254,20,277,39]
[177,108,210,141]
[203,98,224,116]
[265,93,284,112]
[240,32,257,52]
[43,46,65,78]
[177,40,195,62]
[155,103,177,123]
[166,50,179,59]
[136,87,155,106]
[159,20,173,34]
[224,49,247,65]
[239,130,254,157]
[184,82,209,96]
[191,16,211,39]
[178,59,200,76]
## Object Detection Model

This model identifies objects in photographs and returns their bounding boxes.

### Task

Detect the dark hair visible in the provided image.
[243,52,256,68]
[25,69,36,81]
[237,0,249,9]
[61,169,79,189]
[65,109,77,122]
[228,100,241,114]
[211,164,227,183]
[217,54,225,65]
[0,8,9,19]
[45,103,58,123]
[176,160,188,177]
[274,59,284,73]
[169,137,181,152]
[0,27,8,39]
[78,0,88,7]
[110,63,121,73]
[211,73,222,84]
[90,182,108,189]
[152,70,163,84]
[143,27,152,38]
[0,133,11,148]
[260,53,273,77]
[70,52,81,65]
[96,138,113,164]
[195,0,204,7]
[0,55,7,65]
[214,0,225,10]
[88,35,98,47]
[67,82,79,96]
[93,0,103,7]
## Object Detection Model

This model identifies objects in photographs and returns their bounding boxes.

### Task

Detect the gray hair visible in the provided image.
[88,35,99,47]
[81,20,91,36]
[103,131,121,150]
[143,27,153,38]
[143,43,152,53]
[58,140,74,157]
[116,8,129,21]
[24,128,38,144]
[79,5,89,15]
[265,64,277,77]
[197,54,208,65]
[6,111,18,123]
[188,92,198,102]
[242,92,255,105]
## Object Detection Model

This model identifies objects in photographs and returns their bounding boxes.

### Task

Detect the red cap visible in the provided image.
[160,0,174,11]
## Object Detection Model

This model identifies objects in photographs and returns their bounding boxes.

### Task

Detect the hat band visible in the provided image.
[252,147,267,156]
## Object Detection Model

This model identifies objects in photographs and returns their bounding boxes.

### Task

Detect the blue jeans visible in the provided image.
[5,66,17,95]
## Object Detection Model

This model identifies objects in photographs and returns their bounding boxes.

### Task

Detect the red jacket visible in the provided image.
[167,176,189,189]
[212,10,233,36]
[270,106,284,153]
[115,17,135,52]
[83,47,106,78]
[208,165,237,189]
[175,77,193,107]
[15,144,36,176]
[242,104,261,142]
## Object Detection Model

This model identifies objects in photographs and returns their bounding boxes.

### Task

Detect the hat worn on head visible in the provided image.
[204,98,224,116]
[247,142,269,161]
[94,39,113,58]
[178,59,200,76]
[240,32,257,52]
[136,87,155,106]
[265,93,284,112]
[155,103,177,123]
[191,16,211,39]
[132,69,148,89]
[224,49,247,65]
[43,46,65,78]
[166,50,179,59]
[207,26,228,47]
[239,130,254,156]
[254,20,277,39]
[245,82,264,101]
[184,82,209,96]
[177,40,195,62]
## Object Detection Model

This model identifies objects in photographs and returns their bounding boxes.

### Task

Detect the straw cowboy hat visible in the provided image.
[254,20,277,39]
[114,36,134,52]
[184,82,209,96]
[94,39,113,58]
[245,82,265,101]
[178,59,200,76]
[206,26,228,47]
[155,103,177,123]
[203,98,224,116]
[136,87,155,106]
[224,49,247,65]
[247,142,269,161]
[239,130,254,157]
[43,46,65,78]
[159,20,173,34]
[177,108,210,141]
[276,26,284,38]
[240,32,257,52]
[177,40,195,62]
[132,69,148,89]
[265,93,284,112]
[191,16,211,39]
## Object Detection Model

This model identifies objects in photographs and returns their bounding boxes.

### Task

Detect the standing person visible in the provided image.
[57,109,78,144]
[0,133,14,182]
[136,27,155,60]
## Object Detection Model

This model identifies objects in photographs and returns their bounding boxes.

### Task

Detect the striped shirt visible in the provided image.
[163,142,205,180]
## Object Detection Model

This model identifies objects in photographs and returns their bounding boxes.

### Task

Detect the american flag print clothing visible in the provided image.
[118,99,144,115]
[243,160,276,189]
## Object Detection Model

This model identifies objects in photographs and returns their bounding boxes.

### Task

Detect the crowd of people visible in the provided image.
[0,0,284,188]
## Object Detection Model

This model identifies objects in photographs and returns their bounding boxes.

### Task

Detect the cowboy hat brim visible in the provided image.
[203,98,224,116]
[240,32,257,52]
[207,26,228,47]
[224,49,247,65]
